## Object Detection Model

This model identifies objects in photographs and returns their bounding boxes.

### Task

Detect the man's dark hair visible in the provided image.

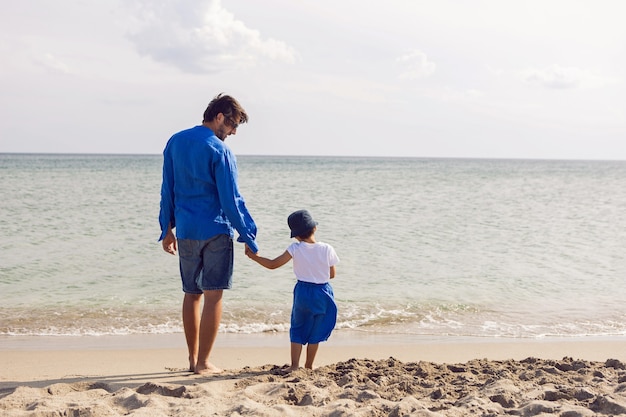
[203,93,249,124]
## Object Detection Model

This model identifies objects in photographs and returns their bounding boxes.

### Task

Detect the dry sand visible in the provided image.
[1,332,626,416]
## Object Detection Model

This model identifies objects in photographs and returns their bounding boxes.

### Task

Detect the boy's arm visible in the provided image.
[330,265,336,279]
[245,247,292,270]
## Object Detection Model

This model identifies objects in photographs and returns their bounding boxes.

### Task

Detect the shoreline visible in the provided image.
[2,329,626,352]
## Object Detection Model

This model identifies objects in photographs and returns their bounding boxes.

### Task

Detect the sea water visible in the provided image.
[1,153,625,340]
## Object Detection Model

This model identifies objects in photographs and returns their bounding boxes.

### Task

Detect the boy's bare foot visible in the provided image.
[194,362,223,374]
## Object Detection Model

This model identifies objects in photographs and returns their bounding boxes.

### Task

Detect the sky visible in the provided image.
[1,0,625,159]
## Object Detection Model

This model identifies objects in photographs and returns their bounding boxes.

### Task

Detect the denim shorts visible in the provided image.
[178,234,234,294]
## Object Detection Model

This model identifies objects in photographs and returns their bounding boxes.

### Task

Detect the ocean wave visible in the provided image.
[2,304,625,339]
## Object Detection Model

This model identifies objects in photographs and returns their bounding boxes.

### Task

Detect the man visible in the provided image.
[159,93,258,374]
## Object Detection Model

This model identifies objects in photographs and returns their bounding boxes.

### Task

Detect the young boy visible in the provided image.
[245,209,339,371]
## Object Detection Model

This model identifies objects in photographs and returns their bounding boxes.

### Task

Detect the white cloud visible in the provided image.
[521,64,610,90]
[485,64,504,78]
[289,73,397,104]
[396,50,436,80]
[450,88,485,102]
[35,53,74,75]
[127,0,298,73]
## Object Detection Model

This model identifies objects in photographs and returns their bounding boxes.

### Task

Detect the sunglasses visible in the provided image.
[224,117,239,130]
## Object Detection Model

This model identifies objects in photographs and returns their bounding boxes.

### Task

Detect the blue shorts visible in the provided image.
[178,234,233,294]
[290,281,337,345]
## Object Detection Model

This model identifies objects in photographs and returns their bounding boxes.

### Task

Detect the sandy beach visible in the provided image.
[2,331,626,416]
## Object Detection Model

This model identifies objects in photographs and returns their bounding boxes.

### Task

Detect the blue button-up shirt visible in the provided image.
[158,125,258,253]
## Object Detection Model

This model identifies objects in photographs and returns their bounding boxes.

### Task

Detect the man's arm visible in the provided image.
[214,151,259,252]
[158,145,176,241]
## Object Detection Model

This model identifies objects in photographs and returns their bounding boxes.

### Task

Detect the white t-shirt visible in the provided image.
[287,241,339,284]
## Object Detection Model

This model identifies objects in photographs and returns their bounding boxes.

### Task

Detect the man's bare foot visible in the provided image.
[189,356,197,372]
[194,362,223,375]
[278,365,300,375]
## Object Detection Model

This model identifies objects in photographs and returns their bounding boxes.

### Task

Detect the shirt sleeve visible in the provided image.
[158,144,175,241]
[327,244,340,266]
[287,242,297,256]
[214,150,259,252]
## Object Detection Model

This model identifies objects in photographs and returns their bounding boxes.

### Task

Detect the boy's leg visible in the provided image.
[289,342,303,371]
[304,343,319,369]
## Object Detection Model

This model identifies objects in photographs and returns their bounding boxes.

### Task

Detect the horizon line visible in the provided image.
[1,151,625,163]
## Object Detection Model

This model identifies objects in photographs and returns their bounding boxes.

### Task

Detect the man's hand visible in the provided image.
[162,229,177,255]
[244,244,257,258]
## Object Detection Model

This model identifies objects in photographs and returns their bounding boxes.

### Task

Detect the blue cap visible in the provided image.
[288,210,318,238]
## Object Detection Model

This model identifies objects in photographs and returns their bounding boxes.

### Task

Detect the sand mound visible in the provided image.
[2,357,626,416]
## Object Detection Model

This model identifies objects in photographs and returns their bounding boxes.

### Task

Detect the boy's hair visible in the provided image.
[203,93,249,124]
[295,228,315,240]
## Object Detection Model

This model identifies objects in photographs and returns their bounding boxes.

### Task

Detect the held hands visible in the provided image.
[245,244,258,259]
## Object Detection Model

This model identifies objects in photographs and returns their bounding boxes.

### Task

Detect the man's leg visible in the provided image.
[182,293,202,372]
[194,289,224,374]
